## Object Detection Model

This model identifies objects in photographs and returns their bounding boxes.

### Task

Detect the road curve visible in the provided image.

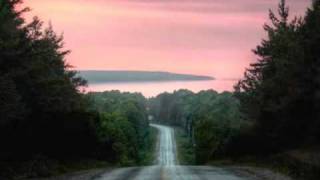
[94,124,250,180]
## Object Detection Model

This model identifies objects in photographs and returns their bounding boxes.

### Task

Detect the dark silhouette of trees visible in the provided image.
[235,0,320,152]
[0,0,97,163]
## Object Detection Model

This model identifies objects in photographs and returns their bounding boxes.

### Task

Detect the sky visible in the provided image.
[24,0,310,80]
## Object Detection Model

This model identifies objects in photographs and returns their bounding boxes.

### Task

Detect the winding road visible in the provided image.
[93,124,256,180]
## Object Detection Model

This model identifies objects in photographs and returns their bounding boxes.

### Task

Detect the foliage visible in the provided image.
[0,0,93,161]
[86,91,152,165]
[175,127,195,165]
[235,0,320,153]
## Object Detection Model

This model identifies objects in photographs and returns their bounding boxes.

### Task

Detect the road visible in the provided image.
[93,124,256,180]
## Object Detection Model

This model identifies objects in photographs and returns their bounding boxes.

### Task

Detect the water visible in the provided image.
[85,80,237,97]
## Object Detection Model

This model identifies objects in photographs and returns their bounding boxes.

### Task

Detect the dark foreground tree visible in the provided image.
[235,0,320,152]
[0,0,94,162]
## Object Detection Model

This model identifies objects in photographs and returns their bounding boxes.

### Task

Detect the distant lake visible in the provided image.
[85,80,237,97]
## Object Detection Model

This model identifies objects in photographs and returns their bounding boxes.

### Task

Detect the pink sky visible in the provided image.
[24,0,310,79]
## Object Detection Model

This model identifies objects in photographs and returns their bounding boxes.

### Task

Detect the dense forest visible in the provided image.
[0,0,153,178]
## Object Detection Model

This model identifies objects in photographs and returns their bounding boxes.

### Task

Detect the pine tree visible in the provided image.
[235,0,305,150]
[0,0,90,161]
[300,0,320,142]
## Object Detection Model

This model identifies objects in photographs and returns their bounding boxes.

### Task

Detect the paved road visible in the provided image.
[94,124,251,180]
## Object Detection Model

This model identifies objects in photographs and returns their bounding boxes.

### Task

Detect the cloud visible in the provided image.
[25,0,310,80]
[109,0,310,14]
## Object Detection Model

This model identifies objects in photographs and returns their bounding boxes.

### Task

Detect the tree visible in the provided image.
[300,0,320,142]
[235,0,320,151]
[0,0,91,161]
[86,91,151,165]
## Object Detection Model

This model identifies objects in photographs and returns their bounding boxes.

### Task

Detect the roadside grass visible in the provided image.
[51,159,111,175]
[0,158,111,179]
[174,127,195,165]
[138,126,158,166]
[208,148,320,180]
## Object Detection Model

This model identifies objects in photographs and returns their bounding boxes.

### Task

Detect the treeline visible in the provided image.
[0,0,152,178]
[148,90,243,163]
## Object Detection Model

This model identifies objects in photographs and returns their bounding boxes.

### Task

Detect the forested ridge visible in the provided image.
[79,70,214,83]
[0,0,153,178]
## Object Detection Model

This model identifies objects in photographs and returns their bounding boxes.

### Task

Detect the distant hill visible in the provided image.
[78,70,214,84]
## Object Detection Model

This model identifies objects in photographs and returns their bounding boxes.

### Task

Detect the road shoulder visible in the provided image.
[227,166,292,180]
[27,168,110,180]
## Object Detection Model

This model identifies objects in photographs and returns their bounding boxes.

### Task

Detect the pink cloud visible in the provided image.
[24,0,310,82]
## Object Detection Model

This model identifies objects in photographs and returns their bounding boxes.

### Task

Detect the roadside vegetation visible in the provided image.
[86,91,155,166]
[142,127,158,165]
[0,1,155,179]
[149,1,320,179]
[174,127,195,165]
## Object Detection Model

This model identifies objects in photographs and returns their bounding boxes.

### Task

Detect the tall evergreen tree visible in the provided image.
[0,0,91,159]
[235,0,306,150]
[300,0,320,142]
